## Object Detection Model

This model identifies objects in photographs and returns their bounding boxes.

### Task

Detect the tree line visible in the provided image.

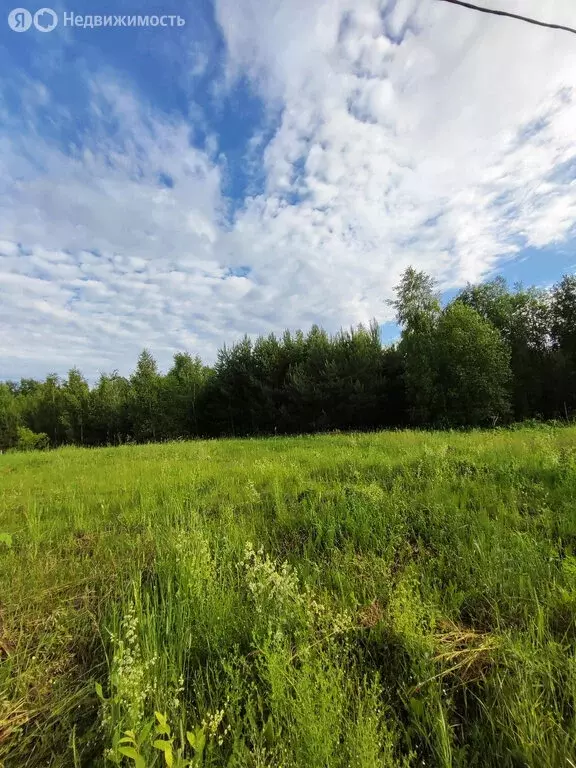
[1,268,575,450]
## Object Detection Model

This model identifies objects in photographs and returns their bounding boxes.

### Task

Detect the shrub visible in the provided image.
[16,426,49,451]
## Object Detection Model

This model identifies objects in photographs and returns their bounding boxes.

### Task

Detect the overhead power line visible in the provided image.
[438,0,576,36]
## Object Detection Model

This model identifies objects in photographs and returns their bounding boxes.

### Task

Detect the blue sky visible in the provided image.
[1,0,576,380]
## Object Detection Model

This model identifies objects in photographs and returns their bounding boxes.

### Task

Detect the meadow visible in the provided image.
[1,426,576,767]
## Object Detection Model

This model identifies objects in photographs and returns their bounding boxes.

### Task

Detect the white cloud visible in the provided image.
[215,0,576,297]
[2,0,576,379]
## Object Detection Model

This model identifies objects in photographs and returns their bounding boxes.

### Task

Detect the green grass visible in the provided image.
[1,426,576,767]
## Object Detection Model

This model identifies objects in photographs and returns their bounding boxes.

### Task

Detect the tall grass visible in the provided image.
[1,426,576,766]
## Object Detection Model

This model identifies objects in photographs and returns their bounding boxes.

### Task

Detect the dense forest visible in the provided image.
[1,268,575,449]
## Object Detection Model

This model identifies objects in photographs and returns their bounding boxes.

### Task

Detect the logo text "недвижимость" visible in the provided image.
[7,8,186,32]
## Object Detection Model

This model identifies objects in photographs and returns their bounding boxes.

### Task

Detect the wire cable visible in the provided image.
[438,0,576,36]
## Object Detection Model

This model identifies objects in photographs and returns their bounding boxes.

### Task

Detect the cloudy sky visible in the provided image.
[1,0,576,380]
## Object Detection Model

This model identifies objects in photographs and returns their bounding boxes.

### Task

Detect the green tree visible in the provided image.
[392,268,441,424]
[162,353,210,438]
[28,375,65,446]
[458,278,552,419]
[282,323,388,432]
[0,384,19,451]
[287,325,334,432]
[551,275,576,415]
[62,368,90,444]
[88,372,130,445]
[391,267,440,328]
[434,302,512,426]
[202,338,261,436]
[128,350,162,442]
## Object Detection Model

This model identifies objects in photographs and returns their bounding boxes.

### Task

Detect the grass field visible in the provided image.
[1,427,576,767]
